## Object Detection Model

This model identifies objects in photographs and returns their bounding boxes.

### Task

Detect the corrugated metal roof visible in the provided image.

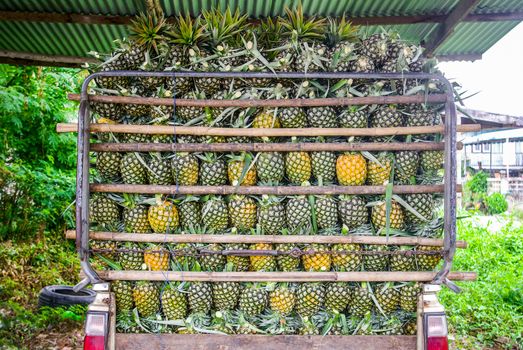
[0,0,522,63]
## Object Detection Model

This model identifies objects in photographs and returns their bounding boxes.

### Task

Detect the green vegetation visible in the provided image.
[485,192,508,215]
[441,218,523,349]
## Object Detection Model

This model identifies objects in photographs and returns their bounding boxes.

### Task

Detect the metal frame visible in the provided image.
[73,71,457,292]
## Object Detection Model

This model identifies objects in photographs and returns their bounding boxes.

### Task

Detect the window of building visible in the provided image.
[472,143,481,153]
[515,141,523,154]
[482,143,490,153]
[491,142,503,154]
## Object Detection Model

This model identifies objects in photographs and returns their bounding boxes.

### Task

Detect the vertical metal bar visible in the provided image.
[432,76,459,291]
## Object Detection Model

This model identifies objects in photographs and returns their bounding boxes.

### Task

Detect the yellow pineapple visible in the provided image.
[253,109,281,142]
[249,243,276,271]
[336,152,367,185]
[371,200,405,231]
[227,153,257,186]
[302,244,331,272]
[144,244,170,271]
[147,197,179,233]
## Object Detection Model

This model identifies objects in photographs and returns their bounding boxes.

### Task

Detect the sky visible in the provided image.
[438,22,523,117]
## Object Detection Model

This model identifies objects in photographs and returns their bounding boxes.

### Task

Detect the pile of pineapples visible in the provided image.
[87,6,448,336]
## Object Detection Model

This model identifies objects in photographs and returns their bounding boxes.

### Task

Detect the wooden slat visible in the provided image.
[424,0,482,55]
[96,270,478,282]
[65,230,468,248]
[0,50,96,68]
[67,93,448,107]
[115,334,417,350]
[56,123,481,136]
[90,141,464,152]
[89,184,460,195]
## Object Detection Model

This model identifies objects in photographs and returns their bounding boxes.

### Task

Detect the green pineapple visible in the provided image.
[212,264,241,311]
[375,283,400,314]
[338,195,368,230]
[331,243,362,271]
[147,153,173,185]
[120,153,147,184]
[315,195,339,231]
[256,152,285,184]
[239,283,268,317]
[307,106,338,128]
[161,283,188,320]
[311,150,337,183]
[360,33,389,65]
[133,281,160,317]
[420,150,444,173]
[390,246,416,271]
[96,152,122,181]
[188,282,213,314]
[201,196,229,232]
[118,242,144,270]
[325,16,358,72]
[172,152,199,185]
[121,194,151,233]
[257,195,286,235]
[370,105,404,129]
[416,245,443,270]
[324,282,352,313]
[112,280,134,312]
[395,150,419,183]
[199,243,226,272]
[89,194,120,226]
[295,283,325,317]
[176,90,206,123]
[285,150,312,184]
[228,195,257,230]
[403,193,434,225]
[285,195,312,233]
[279,107,307,128]
[276,242,301,272]
[399,283,421,312]
[363,245,389,271]
[178,196,202,229]
[198,153,227,186]
[349,283,373,317]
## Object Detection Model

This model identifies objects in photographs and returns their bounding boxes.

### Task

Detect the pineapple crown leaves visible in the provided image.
[166,13,205,47]
[281,3,326,44]
[257,17,284,51]
[324,15,359,47]
[201,7,250,50]
[128,12,168,54]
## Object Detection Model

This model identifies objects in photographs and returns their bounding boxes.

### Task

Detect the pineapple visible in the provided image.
[147,197,179,233]
[349,283,373,317]
[178,196,202,229]
[338,195,368,230]
[395,150,419,183]
[198,153,227,186]
[360,33,389,66]
[367,152,393,186]
[257,195,286,235]
[363,245,389,271]
[279,107,307,128]
[144,244,169,271]
[403,193,434,225]
[416,245,442,270]
[339,106,367,129]
[249,243,276,271]
[199,243,226,272]
[336,152,367,185]
[172,152,199,185]
[89,195,120,226]
[324,282,352,313]
[311,150,337,183]
[239,284,268,317]
[116,310,139,334]
[375,283,400,314]
[90,101,122,121]
[298,316,321,335]
[176,90,206,123]
[225,230,250,272]
[370,105,404,128]
[147,154,173,185]
[121,194,151,233]
[96,152,122,181]
[120,153,147,184]
[285,195,312,232]
[213,265,240,310]
[127,13,167,70]
[133,281,160,317]
[331,243,362,271]
[201,196,229,232]
[285,151,312,184]
[276,243,301,272]
[420,150,444,172]
[325,16,358,72]
[227,153,257,186]
[307,106,338,128]
[371,199,405,231]
[252,109,281,142]
[315,195,339,230]
[405,107,437,127]
[403,317,417,335]
[390,246,416,271]
[256,152,285,184]
[161,283,187,320]
[112,280,134,312]
[295,283,325,317]
[118,242,144,270]
[269,283,296,316]
[302,244,331,272]
[188,282,213,314]
[228,195,257,230]
[399,283,421,312]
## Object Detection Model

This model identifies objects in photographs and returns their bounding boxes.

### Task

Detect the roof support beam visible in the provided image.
[0,50,97,68]
[1,10,522,27]
[424,0,482,56]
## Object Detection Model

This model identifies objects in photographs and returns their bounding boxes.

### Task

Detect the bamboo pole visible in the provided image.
[65,230,468,248]
[94,270,477,282]
[67,93,448,107]
[56,123,481,136]
[90,183,460,195]
[89,141,464,153]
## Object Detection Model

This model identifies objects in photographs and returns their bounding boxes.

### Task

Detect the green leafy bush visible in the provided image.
[484,192,508,215]
[466,171,488,195]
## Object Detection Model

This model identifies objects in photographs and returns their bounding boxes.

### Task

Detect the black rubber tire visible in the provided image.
[38,285,96,308]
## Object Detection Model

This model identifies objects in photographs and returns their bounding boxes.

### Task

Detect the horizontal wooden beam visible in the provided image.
[0,50,96,68]
[67,93,448,107]
[436,53,482,62]
[56,123,481,136]
[1,10,522,26]
[95,270,477,282]
[65,230,468,248]
[90,183,460,195]
[89,141,463,152]
[115,334,417,350]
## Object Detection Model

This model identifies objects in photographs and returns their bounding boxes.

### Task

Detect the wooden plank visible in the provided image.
[436,53,482,62]
[115,334,417,350]
[56,123,481,136]
[0,50,96,68]
[89,141,463,152]
[89,184,460,195]
[424,0,482,55]
[67,92,448,107]
[96,270,478,282]
[65,230,468,248]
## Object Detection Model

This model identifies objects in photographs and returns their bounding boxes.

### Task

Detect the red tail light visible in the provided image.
[84,311,108,350]
[425,314,448,350]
